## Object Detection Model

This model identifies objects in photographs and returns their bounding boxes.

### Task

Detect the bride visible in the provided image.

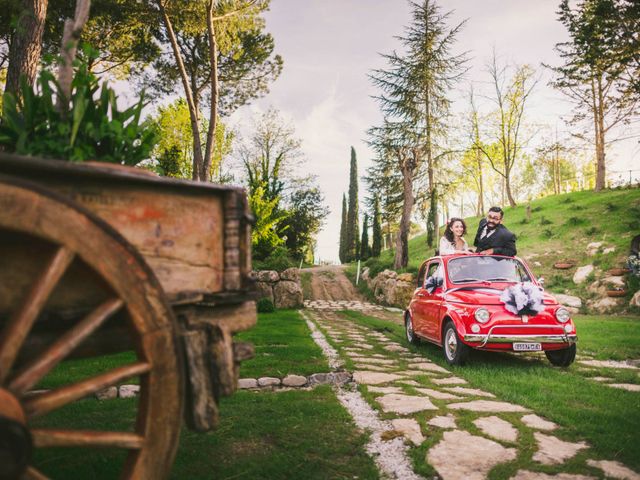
[439,218,470,254]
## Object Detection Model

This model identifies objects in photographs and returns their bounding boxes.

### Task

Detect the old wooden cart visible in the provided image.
[0,153,256,479]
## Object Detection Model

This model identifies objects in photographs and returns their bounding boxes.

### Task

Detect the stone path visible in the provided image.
[301,300,640,480]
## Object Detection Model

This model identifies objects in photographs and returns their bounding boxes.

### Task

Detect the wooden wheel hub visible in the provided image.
[0,389,31,480]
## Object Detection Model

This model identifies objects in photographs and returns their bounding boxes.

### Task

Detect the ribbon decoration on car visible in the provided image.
[499,282,544,316]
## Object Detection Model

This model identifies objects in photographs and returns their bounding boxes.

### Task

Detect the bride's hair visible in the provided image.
[444,217,467,244]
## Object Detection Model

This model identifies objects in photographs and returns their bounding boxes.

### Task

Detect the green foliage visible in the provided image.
[339,194,348,264]
[346,146,360,262]
[248,185,287,260]
[565,216,586,226]
[0,49,157,163]
[532,205,543,212]
[360,213,371,261]
[252,246,295,272]
[256,297,275,313]
[539,216,553,225]
[281,187,329,263]
[156,145,183,177]
[541,228,555,238]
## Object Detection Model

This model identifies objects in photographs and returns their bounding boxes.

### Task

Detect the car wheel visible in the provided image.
[545,344,576,367]
[405,314,420,345]
[443,322,469,366]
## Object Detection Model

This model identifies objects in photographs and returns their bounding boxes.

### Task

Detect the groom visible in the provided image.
[473,206,517,256]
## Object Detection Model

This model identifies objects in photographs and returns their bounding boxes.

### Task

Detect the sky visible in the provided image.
[227,0,640,264]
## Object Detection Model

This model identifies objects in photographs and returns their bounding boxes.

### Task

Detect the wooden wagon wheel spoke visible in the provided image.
[9,298,124,396]
[22,466,50,480]
[0,247,75,383]
[24,362,151,419]
[31,429,144,449]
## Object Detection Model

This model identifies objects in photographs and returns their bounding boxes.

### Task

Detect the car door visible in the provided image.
[422,261,444,340]
[412,261,443,340]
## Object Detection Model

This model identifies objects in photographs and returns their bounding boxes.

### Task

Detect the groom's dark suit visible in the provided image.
[473,219,517,256]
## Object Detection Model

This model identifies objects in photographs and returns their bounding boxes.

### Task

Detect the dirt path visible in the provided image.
[302,265,364,302]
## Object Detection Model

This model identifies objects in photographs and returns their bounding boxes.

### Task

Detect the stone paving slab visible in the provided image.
[353,371,405,385]
[448,400,529,413]
[428,414,457,429]
[390,418,425,445]
[532,432,588,465]
[428,430,517,480]
[521,414,557,431]
[474,415,518,442]
[442,386,495,398]
[414,387,462,400]
[377,393,438,414]
[586,459,640,480]
[511,471,596,480]
[431,376,468,385]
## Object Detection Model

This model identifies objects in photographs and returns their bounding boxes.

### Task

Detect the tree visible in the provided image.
[474,55,537,207]
[360,213,370,261]
[371,197,382,257]
[281,187,329,263]
[248,184,287,260]
[339,193,347,264]
[4,0,48,96]
[345,146,360,262]
[239,108,303,204]
[154,0,282,181]
[369,0,467,266]
[550,0,639,191]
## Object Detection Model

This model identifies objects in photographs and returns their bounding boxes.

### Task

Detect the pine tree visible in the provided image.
[346,146,360,261]
[338,194,348,264]
[372,197,382,257]
[360,214,370,261]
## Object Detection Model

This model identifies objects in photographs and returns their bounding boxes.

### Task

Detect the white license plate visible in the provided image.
[513,342,542,351]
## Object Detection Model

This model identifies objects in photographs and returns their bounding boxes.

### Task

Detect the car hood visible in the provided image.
[444,286,559,306]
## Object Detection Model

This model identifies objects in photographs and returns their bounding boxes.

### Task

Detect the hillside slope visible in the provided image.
[362,186,640,312]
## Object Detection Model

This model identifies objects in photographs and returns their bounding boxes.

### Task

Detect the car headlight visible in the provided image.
[474,308,490,324]
[555,307,571,323]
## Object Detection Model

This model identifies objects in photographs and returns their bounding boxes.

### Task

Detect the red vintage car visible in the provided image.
[405,253,577,366]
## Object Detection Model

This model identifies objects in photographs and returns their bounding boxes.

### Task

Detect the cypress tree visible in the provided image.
[360,214,370,261]
[338,193,347,264]
[346,146,360,261]
[372,197,382,257]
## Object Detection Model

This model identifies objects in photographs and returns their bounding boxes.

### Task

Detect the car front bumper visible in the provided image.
[463,325,577,347]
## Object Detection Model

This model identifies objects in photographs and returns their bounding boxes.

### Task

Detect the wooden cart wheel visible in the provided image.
[0,178,184,479]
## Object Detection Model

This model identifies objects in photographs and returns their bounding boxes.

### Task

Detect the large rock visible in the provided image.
[361,267,370,282]
[255,281,274,302]
[257,270,280,283]
[586,242,603,256]
[397,272,414,282]
[587,296,625,313]
[273,280,303,309]
[573,265,594,284]
[280,267,299,282]
[554,293,582,309]
[631,290,640,307]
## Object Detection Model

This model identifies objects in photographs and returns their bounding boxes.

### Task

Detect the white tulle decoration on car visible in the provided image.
[500,282,545,315]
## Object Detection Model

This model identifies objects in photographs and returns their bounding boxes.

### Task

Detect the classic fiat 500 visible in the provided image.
[405,253,577,366]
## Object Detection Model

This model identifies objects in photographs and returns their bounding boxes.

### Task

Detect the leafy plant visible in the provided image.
[565,216,586,226]
[256,298,275,313]
[0,46,157,164]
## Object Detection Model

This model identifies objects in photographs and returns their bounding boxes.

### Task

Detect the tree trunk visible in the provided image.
[505,165,517,207]
[156,0,205,181]
[477,149,484,216]
[5,0,49,96]
[394,160,414,270]
[203,0,219,182]
[594,75,606,191]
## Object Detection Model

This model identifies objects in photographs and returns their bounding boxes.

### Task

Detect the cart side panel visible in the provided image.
[61,184,225,298]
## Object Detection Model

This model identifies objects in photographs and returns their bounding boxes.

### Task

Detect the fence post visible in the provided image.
[356,259,361,286]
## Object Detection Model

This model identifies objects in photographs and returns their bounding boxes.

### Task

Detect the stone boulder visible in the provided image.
[586,242,603,256]
[630,290,640,308]
[573,265,594,284]
[256,281,274,302]
[395,280,415,308]
[587,296,625,314]
[273,280,303,309]
[553,293,582,309]
[257,270,280,283]
[361,267,370,282]
[397,273,414,283]
[588,276,626,296]
[280,267,299,282]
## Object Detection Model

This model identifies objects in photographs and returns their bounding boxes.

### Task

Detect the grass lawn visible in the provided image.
[28,309,377,478]
[339,310,640,473]
[236,310,329,377]
[31,387,379,479]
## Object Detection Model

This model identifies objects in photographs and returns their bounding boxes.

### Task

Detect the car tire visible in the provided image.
[442,321,469,366]
[405,313,420,345]
[545,344,576,367]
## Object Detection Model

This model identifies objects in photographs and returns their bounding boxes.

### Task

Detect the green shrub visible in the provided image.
[256,298,275,313]
[253,246,295,272]
[364,257,389,279]
[0,46,157,163]
[565,216,586,226]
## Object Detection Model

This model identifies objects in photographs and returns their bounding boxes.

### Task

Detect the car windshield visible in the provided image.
[447,256,531,284]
